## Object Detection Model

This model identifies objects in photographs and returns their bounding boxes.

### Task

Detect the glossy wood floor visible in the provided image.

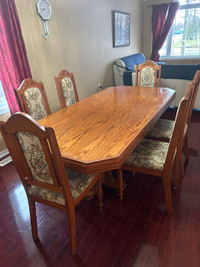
[1,109,200,267]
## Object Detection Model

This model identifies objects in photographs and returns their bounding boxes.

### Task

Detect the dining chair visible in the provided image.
[0,112,103,255]
[55,70,79,109]
[118,84,192,214]
[15,78,51,120]
[135,60,162,87]
[145,70,200,177]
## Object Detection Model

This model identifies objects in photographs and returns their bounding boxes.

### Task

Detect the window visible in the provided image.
[160,0,200,58]
[0,80,9,115]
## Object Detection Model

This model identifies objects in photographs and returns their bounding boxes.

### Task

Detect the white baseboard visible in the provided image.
[0,156,12,167]
[0,148,9,158]
[0,148,12,167]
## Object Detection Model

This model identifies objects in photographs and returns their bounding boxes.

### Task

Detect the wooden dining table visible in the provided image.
[39,86,176,176]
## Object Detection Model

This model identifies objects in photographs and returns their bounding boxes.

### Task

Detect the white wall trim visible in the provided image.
[0,148,12,167]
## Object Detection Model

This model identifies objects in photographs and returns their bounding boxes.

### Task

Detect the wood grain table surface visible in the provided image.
[39,86,176,174]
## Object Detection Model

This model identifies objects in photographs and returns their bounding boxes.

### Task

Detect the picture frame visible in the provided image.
[113,10,130,47]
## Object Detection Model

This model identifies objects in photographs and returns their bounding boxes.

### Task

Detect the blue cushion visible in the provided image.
[120,53,146,71]
[161,64,200,80]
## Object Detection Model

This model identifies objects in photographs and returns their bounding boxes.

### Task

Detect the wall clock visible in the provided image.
[37,0,52,39]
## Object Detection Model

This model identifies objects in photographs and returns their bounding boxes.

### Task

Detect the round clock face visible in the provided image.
[37,0,52,20]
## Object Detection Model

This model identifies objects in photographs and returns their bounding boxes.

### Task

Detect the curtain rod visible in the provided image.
[147,1,177,7]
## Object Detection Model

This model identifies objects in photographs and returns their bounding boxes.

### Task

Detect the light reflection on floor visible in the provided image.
[11,183,29,222]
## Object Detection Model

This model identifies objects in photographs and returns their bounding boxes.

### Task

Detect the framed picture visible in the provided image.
[113,10,130,47]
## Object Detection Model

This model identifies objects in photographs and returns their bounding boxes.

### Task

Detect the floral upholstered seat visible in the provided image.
[146,119,188,141]
[28,169,97,204]
[28,185,65,205]
[55,70,79,109]
[125,139,169,171]
[146,119,174,140]
[28,170,97,204]
[1,113,102,255]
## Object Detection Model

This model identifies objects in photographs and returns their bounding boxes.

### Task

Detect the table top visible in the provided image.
[39,86,176,174]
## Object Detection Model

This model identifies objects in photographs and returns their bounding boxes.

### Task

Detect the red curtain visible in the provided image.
[150,2,179,62]
[0,0,32,114]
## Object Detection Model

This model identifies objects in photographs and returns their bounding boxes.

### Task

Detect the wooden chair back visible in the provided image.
[164,83,192,171]
[135,60,161,87]
[0,112,72,208]
[15,78,51,120]
[187,70,200,123]
[55,70,79,109]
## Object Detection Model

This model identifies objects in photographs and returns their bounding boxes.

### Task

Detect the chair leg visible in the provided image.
[28,198,38,241]
[117,170,123,200]
[177,143,184,178]
[184,133,189,162]
[162,174,173,214]
[68,207,76,256]
[97,174,103,211]
[172,154,179,189]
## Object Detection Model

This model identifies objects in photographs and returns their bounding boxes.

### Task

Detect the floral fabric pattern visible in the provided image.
[17,131,98,205]
[66,169,96,200]
[28,170,97,204]
[28,185,65,205]
[141,67,156,87]
[125,139,169,171]
[17,131,53,184]
[24,87,47,120]
[61,77,76,107]
[146,119,174,140]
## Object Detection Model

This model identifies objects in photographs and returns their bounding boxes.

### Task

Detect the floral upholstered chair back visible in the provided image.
[24,87,48,120]
[15,130,66,205]
[15,79,51,121]
[61,77,77,107]
[17,131,53,184]
[55,70,79,109]
[140,67,156,87]
[136,60,161,88]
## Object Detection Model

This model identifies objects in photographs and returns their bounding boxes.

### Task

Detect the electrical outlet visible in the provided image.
[97,83,102,92]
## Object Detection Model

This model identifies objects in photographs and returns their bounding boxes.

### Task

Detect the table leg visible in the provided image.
[85,171,126,200]
[103,171,126,192]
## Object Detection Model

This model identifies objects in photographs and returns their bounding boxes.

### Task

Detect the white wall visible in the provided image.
[15,0,143,113]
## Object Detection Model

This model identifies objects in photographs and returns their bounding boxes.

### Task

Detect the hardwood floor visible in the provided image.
[1,110,200,267]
